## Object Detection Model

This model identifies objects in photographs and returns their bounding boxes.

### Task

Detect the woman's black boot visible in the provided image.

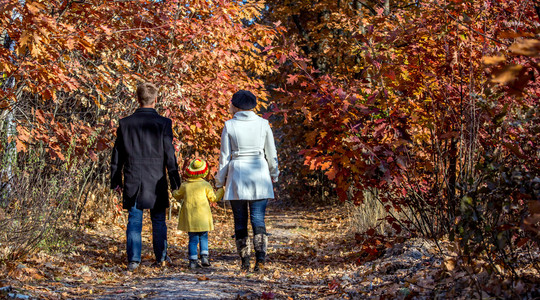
[253,258,265,272]
[241,256,250,271]
[253,232,268,272]
[236,236,251,271]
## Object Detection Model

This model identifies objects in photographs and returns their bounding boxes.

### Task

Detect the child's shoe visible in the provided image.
[201,255,211,267]
[188,259,201,270]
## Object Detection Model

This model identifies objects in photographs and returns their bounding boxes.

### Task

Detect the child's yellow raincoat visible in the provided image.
[173,178,224,232]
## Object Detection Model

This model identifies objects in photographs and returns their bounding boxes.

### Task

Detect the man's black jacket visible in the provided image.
[110,108,181,210]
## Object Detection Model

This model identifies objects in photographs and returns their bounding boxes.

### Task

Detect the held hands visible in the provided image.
[172,189,182,200]
[215,187,225,202]
[171,189,183,210]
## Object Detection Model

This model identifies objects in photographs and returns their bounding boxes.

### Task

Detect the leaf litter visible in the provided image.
[1,203,538,299]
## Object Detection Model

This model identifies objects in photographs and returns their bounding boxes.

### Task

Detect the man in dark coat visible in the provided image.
[110,82,181,271]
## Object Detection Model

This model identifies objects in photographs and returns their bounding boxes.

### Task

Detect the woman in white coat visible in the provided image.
[215,90,279,272]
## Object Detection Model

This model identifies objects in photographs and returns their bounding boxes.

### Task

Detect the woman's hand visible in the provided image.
[215,187,225,202]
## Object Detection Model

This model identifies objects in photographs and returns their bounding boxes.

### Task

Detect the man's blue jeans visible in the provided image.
[230,199,268,239]
[126,205,167,263]
[188,232,209,260]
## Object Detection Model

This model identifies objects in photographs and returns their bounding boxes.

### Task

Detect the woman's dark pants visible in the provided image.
[230,199,268,261]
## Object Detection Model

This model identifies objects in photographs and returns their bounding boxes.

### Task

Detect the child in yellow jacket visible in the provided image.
[172,158,224,269]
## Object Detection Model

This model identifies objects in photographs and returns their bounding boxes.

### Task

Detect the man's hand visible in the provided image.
[114,185,123,195]
[170,198,182,210]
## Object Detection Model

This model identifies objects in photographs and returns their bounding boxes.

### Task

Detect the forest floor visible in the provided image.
[1,202,539,299]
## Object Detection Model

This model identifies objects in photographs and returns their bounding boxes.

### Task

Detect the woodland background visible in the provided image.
[0,0,539,298]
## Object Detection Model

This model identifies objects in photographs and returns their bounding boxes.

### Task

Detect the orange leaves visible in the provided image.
[15,109,110,164]
[0,0,278,179]
[15,125,30,152]
[482,39,540,94]
[197,275,210,281]
[18,32,32,48]
[490,64,525,84]
[286,74,299,85]
[482,55,506,65]
[272,59,410,204]
[25,2,45,15]
[319,161,333,172]
[508,39,540,57]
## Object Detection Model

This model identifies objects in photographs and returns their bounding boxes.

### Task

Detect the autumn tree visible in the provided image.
[262,0,539,285]
[0,0,281,259]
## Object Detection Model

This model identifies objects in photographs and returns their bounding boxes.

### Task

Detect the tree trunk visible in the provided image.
[1,32,17,205]
[384,0,390,15]
[447,137,458,220]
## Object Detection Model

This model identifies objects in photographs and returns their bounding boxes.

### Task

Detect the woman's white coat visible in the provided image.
[215,111,279,200]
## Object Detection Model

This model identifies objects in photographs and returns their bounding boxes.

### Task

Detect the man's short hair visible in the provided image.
[136,82,158,105]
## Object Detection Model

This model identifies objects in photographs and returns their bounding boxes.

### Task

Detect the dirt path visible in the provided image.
[0,202,454,299]
[3,202,537,299]
[3,202,366,299]
[79,203,356,299]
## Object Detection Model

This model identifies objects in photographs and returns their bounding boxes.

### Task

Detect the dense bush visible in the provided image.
[263,0,540,284]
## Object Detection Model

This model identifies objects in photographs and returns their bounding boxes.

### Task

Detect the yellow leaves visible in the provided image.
[0,61,14,74]
[401,68,410,80]
[19,32,31,47]
[189,124,199,134]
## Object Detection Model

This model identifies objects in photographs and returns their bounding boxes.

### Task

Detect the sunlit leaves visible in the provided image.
[2,0,281,176]
[264,1,539,269]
